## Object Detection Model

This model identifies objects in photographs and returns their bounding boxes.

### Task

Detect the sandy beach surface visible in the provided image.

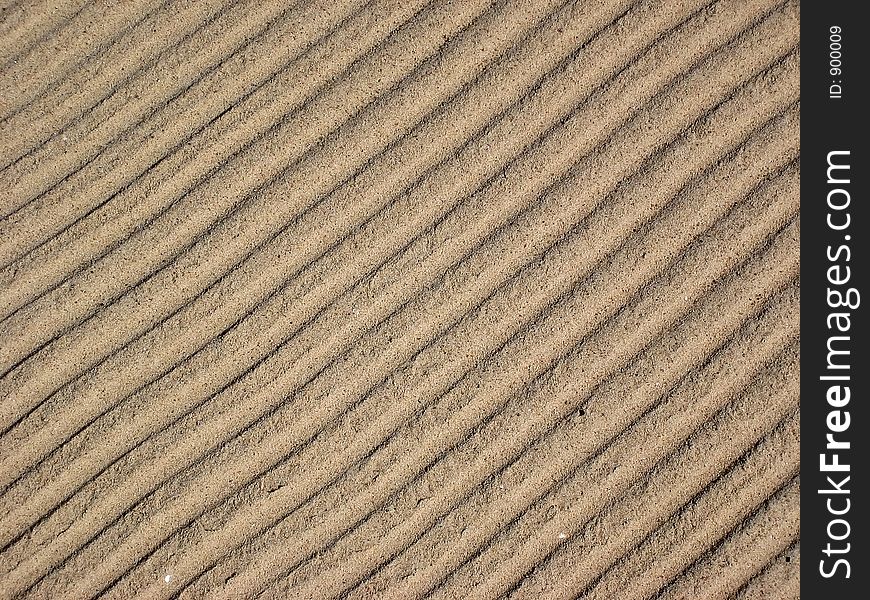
[0,0,799,597]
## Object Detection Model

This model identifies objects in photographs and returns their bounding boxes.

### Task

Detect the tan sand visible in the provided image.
[0,0,799,597]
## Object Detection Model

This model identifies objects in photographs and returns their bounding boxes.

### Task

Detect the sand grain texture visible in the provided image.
[0,0,800,598]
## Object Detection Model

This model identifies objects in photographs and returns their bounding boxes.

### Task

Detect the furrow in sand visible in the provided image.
[0,0,579,471]
[1,45,804,596]
[0,0,370,232]
[0,0,736,488]
[496,360,800,600]
[0,9,796,556]
[657,480,800,600]
[0,0,166,121]
[210,192,799,599]
[0,0,352,216]
[0,0,239,171]
[572,412,799,600]
[734,542,799,600]
[0,0,90,68]
[0,0,468,322]
[347,284,799,599]
[427,364,800,600]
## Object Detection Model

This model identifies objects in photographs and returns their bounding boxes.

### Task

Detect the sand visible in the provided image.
[0,0,799,598]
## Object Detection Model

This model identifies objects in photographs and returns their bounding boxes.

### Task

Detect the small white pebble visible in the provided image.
[164,574,173,584]
[558,532,567,540]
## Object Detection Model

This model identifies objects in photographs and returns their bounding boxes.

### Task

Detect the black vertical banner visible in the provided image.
[802,2,868,598]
